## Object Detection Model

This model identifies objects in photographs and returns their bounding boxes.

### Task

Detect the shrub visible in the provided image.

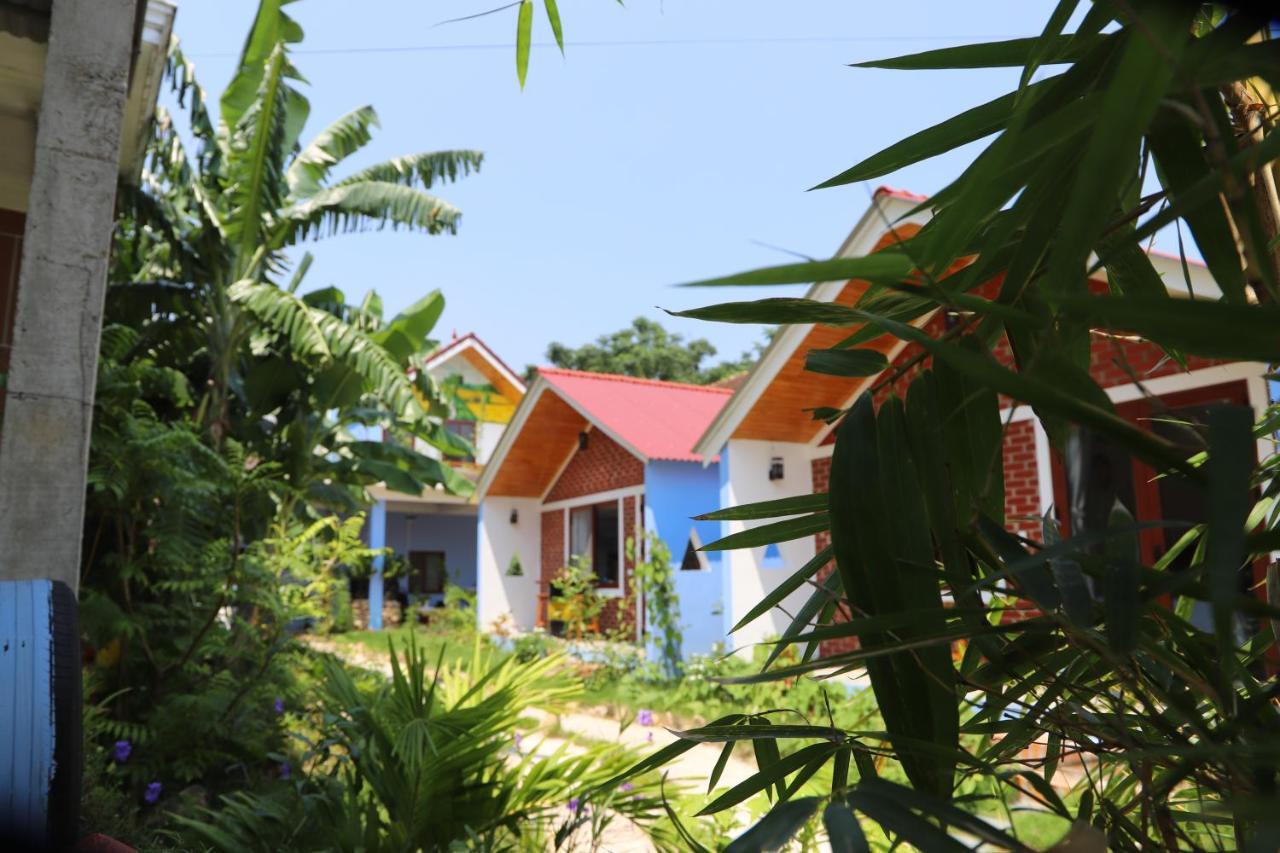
[178,638,687,850]
[549,555,605,639]
[512,631,557,663]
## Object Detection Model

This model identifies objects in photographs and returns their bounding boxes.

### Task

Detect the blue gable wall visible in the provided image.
[644,460,725,656]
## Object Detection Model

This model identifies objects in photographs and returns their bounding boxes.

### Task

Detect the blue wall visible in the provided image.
[384,510,479,593]
[644,460,725,657]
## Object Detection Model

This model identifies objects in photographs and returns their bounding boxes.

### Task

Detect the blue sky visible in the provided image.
[172,0,1108,372]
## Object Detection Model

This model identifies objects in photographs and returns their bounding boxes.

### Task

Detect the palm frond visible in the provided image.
[278,181,463,243]
[332,150,483,190]
[286,105,380,198]
[227,279,428,423]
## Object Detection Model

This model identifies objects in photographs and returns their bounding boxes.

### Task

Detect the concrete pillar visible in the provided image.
[368,500,387,630]
[0,0,136,594]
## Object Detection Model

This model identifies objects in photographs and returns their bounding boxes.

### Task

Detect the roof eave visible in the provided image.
[690,192,926,461]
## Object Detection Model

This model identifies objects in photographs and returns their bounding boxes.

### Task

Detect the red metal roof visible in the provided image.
[537,368,733,462]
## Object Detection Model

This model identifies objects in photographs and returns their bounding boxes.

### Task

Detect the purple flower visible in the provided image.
[567,797,581,814]
[513,732,523,753]
[619,782,634,793]
[274,697,285,715]
[279,761,290,780]
[144,781,162,804]
[637,709,654,727]
[112,740,132,763]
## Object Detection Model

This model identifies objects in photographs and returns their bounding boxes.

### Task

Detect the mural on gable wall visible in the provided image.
[438,374,518,424]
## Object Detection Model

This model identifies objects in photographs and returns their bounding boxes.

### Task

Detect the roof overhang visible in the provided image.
[691,191,928,459]
[0,0,174,212]
[692,191,1224,458]
[476,374,648,500]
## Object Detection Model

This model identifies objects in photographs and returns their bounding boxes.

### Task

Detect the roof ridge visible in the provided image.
[536,366,735,395]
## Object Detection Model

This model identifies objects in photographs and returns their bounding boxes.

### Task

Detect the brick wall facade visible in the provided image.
[1003,419,1040,539]
[538,509,564,627]
[544,428,644,502]
[811,300,1233,652]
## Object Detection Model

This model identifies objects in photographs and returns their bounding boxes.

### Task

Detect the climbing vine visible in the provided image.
[628,533,683,679]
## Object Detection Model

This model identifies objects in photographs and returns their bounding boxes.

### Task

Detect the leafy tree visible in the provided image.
[80,0,481,831]
[540,316,768,384]
[594,4,1280,850]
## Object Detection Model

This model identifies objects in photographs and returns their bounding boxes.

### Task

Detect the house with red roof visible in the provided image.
[475,368,741,654]
[691,188,1274,648]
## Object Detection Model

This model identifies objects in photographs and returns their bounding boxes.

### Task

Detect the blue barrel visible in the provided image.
[0,579,81,849]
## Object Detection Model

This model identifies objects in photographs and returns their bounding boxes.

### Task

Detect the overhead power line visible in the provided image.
[187,33,1018,59]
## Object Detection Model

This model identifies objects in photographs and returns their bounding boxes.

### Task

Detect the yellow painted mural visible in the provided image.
[455,382,517,424]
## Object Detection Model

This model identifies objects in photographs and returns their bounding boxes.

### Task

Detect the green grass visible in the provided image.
[328,620,495,671]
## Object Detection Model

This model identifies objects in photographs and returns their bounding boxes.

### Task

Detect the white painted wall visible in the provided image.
[475,420,505,466]
[720,439,818,653]
[476,497,541,632]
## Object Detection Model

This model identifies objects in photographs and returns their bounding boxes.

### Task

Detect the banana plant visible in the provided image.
[110,0,482,472]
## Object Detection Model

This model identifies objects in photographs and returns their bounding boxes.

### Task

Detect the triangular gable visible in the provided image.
[692,189,931,457]
[477,375,646,499]
[425,333,527,411]
[693,188,1223,457]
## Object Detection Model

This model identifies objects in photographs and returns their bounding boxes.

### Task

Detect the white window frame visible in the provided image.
[551,487,643,597]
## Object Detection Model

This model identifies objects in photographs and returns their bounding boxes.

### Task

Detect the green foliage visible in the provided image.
[539,316,770,385]
[82,0,484,842]
[628,533,683,678]
[609,4,1280,850]
[506,552,524,576]
[550,555,606,639]
[177,638,685,850]
[428,583,478,634]
[266,514,382,634]
[511,631,557,664]
[112,0,479,510]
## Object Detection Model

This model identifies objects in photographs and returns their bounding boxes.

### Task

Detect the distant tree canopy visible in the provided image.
[538,317,770,385]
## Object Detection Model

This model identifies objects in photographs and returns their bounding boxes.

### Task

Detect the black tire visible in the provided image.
[47,581,81,850]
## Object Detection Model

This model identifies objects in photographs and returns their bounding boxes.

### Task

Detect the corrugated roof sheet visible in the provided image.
[538,368,732,462]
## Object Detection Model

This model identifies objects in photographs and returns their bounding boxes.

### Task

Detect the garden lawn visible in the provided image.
[325,621,495,672]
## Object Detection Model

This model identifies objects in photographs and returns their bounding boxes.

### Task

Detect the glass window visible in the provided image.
[408,551,446,595]
[593,503,620,587]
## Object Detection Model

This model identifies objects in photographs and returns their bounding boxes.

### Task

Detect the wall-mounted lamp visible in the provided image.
[768,457,785,481]
[509,508,519,525]
[578,431,590,451]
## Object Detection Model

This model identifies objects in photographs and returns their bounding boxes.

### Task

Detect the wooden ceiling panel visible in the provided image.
[733,226,923,445]
[460,345,524,404]
[485,390,586,497]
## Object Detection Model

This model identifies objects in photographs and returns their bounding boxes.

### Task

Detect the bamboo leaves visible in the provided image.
[829,392,957,798]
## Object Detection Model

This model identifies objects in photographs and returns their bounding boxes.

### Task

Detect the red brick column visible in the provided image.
[539,509,563,628]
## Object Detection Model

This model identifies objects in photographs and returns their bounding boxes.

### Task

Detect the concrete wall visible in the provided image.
[644,460,725,656]
[0,0,136,592]
[385,510,479,591]
[719,439,817,653]
[476,497,541,632]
